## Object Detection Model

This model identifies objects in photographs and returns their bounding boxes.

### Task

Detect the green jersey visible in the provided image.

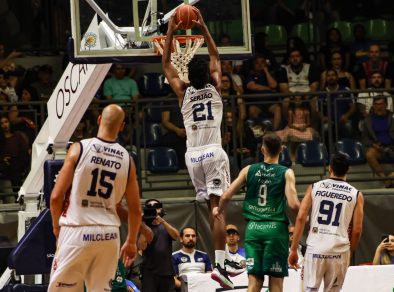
[243,162,289,223]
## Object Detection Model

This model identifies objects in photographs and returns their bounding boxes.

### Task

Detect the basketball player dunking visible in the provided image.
[162,7,239,289]
[289,152,364,292]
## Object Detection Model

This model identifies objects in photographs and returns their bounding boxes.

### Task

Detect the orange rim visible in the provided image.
[152,35,204,44]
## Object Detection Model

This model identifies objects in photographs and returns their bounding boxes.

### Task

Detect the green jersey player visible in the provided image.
[213,132,300,292]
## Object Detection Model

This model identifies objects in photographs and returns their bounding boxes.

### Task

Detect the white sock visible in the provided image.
[215,250,225,268]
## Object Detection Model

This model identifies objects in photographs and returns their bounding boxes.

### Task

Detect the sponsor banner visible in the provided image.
[187,265,394,292]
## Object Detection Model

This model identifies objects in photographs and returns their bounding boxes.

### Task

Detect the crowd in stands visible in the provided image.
[0,14,394,203]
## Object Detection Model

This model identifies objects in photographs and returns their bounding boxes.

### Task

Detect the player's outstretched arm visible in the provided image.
[350,192,364,252]
[284,168,301,212]
[289,184,312,270]
[50,142,80,238]
[191,7,221,90]
[120,158,142,267]
[162,14,186,103]
[213,166,249,218]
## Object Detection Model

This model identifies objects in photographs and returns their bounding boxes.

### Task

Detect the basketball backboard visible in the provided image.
[70,0,251,63]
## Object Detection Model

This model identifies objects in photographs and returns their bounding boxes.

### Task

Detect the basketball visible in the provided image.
[174,4,198,30]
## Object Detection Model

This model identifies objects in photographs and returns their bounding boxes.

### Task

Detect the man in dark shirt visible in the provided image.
[161,102,186,169]
[362,96,394,187]
[139,199,180,292]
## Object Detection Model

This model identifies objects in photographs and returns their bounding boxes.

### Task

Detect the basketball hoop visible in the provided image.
[153,35,205,83]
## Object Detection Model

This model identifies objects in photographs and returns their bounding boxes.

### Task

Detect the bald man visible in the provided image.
[49,104,142,292]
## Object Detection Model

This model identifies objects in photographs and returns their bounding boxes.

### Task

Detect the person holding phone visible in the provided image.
[373,234,394,265]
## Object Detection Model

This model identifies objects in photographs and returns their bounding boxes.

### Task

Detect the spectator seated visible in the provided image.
[334,139,366,165]
[296,140,328,167]
[147,147,179,173]
[138,73,171,97]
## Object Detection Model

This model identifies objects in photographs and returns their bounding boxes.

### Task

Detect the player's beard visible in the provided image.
[183,241,195,249]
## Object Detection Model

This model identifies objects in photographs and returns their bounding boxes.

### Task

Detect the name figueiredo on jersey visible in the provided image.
[315,182,354,202]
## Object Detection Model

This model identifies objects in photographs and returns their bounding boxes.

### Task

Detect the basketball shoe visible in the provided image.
[224,259,246,277]
[211,264,234,289]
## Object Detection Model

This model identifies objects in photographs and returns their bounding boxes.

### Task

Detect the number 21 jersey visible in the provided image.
[181,84,223,148]
[59,137,130,227]
[307,178,358,253]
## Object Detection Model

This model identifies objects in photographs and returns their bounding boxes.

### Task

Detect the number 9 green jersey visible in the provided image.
[243,162,289,223]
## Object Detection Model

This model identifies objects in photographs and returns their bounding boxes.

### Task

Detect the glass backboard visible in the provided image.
[70,0,251,63]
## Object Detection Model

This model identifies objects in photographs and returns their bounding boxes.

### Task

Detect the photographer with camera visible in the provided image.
[362,96,394,188]
[373,234,394,265]
[139,199,180,292]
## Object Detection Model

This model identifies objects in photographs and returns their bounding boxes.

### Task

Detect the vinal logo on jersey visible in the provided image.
[92,144,123,158]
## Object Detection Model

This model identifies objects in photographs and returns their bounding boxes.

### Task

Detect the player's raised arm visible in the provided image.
[288,184,312,269]
[162,14,185,102]
[350,192,364,252]
[50,142,80,238]
[191,7,221,91]
[214,165,249,218]
[284,168,301,212]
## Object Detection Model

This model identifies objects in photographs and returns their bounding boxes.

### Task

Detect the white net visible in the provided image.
[153,36,205,83]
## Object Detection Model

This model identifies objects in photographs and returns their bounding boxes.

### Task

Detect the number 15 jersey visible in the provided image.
[59,137,130,227]
[307,178,359,253]
[181,84,223,148]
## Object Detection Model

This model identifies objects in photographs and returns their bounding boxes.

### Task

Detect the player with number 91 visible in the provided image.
[289,152,364,292]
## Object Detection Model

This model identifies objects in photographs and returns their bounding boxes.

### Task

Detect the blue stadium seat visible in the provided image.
[296,140,329,166]
[145,106,162,123]
[147,147,179,173]
[138,73,171,97]
[134,123,162,147]
[334,138,366,165]
[279,145,292,167]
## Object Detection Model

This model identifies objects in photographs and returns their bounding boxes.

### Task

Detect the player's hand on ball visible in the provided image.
[168,13,183,33]
[120,242,137,268]
[288,250,300,271]
[191,7,205,28]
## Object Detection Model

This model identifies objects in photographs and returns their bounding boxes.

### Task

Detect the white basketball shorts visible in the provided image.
[303,249,350,292]
[185,144,230,200]
[48,225,120,292]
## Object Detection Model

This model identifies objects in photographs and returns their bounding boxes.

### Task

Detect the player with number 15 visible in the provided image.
[48,104,142,291]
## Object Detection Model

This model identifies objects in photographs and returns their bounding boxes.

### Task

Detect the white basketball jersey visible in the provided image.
[306,178,359,253]
[59,137,130,227]
[285,63,311,93]
[181,84,223,148]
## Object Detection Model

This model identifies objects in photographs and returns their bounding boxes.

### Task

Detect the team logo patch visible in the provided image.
[246,258,254,267]
[84,32,97,48]
[92,144,104,153]
[192,124,198,131]
[81,199,88,207]
[321,182,332,188]
[213,178,221,186]
[312,227,318,233]
[181,256,188,262]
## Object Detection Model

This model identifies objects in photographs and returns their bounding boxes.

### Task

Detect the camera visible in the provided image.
[143,206,158,225]
[143,199,166,225]
[381,235,389,242]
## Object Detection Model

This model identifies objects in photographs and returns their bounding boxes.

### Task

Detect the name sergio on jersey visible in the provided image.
[91,156,121,169]
[315,190,353,202]
[190,92,213,102]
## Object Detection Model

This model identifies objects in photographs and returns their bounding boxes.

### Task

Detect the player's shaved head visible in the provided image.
[100,104,125,131]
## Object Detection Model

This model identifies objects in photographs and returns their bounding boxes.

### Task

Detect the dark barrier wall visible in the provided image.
[141,193,394,266]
